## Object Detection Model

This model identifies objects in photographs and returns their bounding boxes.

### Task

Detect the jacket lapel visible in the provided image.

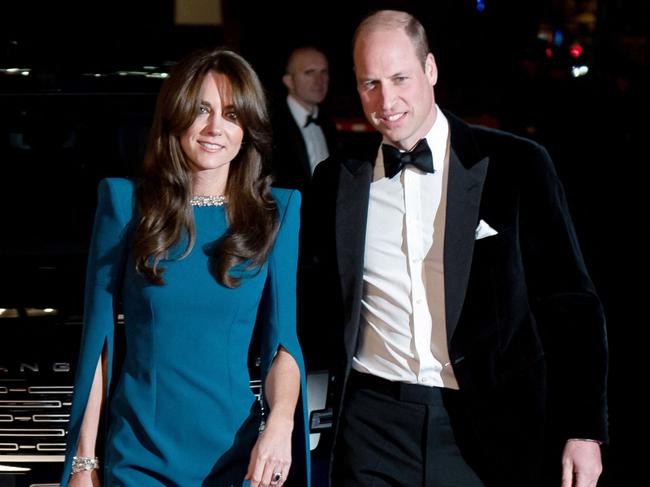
[444,114,489,341]
[286,115,313,182]
[336,156,374,360]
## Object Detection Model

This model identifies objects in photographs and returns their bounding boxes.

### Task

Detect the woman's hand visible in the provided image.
[246,347,300,486]
[67,469,101,487]
[244,414,294,487]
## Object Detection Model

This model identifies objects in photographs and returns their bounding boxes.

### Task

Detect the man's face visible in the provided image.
[354,28,437,150]
[283,49,329,110]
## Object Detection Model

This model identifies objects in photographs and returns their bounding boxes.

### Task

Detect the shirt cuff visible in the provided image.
[568,438,603,445]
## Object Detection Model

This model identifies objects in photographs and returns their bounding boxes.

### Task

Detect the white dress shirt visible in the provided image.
[286,95,329,175]
[352,106,458,389]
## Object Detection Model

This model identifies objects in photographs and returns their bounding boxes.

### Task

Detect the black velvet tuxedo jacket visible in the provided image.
[271,100,339,196]
[310,112,608,483]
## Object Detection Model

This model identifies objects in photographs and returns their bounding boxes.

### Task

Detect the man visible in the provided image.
[271,46,340,375]
[272,46,338,195]
[311,10,608,487]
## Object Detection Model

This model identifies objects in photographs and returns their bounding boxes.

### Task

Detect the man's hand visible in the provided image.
[561,439,603,487]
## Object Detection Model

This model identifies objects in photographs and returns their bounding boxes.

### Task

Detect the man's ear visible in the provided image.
[425,53,438,87]
[282,73,293,92]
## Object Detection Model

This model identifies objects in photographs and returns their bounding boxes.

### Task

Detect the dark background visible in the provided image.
[1,1,646,485]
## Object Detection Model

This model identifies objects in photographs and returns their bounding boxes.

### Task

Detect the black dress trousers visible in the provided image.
[332,370,486,487]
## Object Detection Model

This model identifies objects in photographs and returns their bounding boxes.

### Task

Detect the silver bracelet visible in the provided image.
[71,455,100,474]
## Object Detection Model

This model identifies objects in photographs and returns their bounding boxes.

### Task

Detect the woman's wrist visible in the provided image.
[266,411,294,430]
[75,440,96,458]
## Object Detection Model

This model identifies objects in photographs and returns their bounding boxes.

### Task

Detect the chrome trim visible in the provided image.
[0,454,64,462]
[36,443,66,451]
[0,400,62,408]
[0,464,30,473]
[0,428,65,437]
[0,443,19,451]
[28,386,74,395]
[33,414,70,423]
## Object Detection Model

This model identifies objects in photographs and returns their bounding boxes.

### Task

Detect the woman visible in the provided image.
[61,48,310,487]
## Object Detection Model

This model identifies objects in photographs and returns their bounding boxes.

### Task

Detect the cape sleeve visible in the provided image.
[60,178,133,485]
[258,189,311,486]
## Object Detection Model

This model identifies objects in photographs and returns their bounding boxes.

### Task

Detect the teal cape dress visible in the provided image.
[60,178,310,486]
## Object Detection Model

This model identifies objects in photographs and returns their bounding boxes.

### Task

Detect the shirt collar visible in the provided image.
[287,95,319,128]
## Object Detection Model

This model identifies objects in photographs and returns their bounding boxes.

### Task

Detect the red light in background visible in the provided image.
[545,48,553,58]
[569,44,583,58]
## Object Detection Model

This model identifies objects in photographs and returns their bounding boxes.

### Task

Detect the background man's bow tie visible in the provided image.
[304,114,321,127]
[381,138,434,179]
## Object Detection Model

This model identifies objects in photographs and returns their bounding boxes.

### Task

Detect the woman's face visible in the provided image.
[180,71,244,184]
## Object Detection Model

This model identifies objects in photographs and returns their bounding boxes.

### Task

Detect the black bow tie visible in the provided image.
[304,114,320,127]
[381,138,434,179]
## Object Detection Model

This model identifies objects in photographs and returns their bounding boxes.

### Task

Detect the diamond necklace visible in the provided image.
[190,195,227,207]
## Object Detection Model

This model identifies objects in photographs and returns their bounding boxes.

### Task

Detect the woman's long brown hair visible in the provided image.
[133,48,278,288]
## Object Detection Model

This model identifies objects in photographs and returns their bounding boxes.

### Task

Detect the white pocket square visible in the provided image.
[475,219,498,240]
